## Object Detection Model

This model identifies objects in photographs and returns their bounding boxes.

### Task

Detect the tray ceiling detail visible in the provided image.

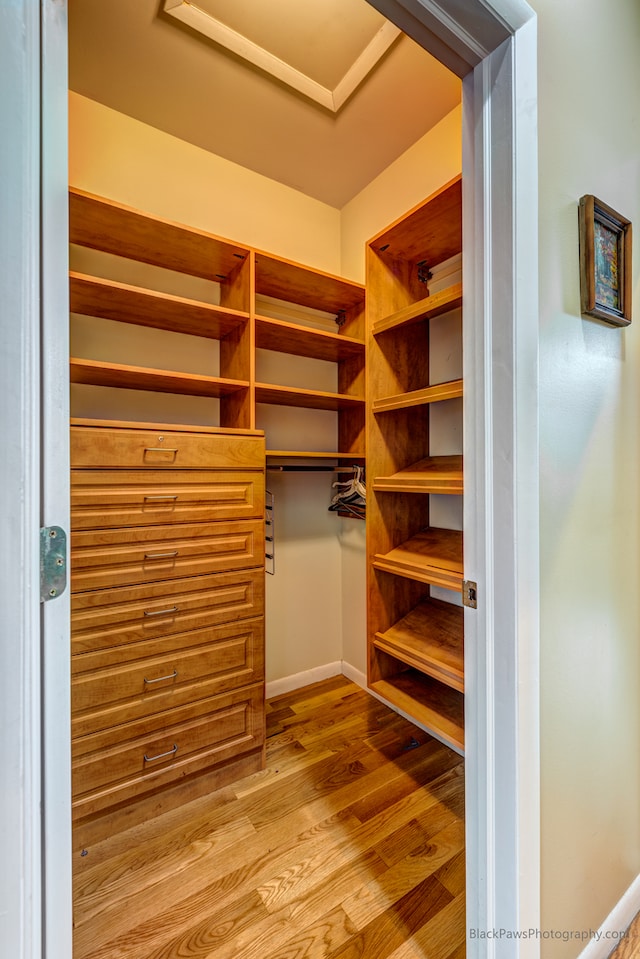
[164,0,401,111]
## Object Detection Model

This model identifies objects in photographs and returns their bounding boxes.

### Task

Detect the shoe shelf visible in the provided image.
[372,527,463,592]
[372,455,462,494]
[369,673,464,753]
[373,597,463,692]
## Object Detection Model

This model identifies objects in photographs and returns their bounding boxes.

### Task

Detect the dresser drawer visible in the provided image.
[71,519,264,592]
[71,426,265,469]
[70,469,264,528]
[71,617,264,738]
[71,683,264,820]
[71,569,264,655]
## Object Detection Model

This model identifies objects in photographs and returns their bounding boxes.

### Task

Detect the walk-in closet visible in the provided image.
[67,2,467,955]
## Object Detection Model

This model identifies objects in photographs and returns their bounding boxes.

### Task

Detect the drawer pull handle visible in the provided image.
[144,550,179,560]
[144,669,178,685]
[144,447,178,454]
[143,495,178,502]
[143,605,179,617]
[144,743,178,763]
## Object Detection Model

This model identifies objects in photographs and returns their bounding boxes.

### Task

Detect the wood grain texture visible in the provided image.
[72,676,465,959]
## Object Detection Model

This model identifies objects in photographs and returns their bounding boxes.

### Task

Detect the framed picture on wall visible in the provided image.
[579,194,632,327]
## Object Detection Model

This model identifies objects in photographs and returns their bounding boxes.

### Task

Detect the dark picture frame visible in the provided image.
[579,194,632,327]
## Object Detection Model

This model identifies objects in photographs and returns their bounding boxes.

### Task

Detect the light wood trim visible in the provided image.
[70,417,263,437]
[370,675,464,752]
[70,358,249,398]
[373,379,463,413]
[70,272,248,339]
[255,383,366,412]
[373,455,463,494]
[69,187,250,281]
[373,528,463,592]
[255,314,365,361]
[373,598,464,692]
[373,284,462,335]
[266,450,366,460]
[254,251,365,313]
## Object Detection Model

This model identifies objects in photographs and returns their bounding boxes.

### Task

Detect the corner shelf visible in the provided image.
[255,315,365,361]
[255,383,365,412]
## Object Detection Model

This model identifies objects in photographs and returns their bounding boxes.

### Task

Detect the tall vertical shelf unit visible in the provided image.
[366,176,465,753]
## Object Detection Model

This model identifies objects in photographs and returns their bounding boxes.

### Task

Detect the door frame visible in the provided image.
[368,1,540,954]
[3,0,539,955]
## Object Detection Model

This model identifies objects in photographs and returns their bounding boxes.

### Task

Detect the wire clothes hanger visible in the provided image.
[328,464,365,519]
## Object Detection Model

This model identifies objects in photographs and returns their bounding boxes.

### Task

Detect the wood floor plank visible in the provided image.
[73,676,466,959]
[330,875,454,959]
[342,820,464,930]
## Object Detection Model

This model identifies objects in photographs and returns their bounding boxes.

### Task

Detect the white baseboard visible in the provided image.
[265,661,342,699]
[577,874,640,959]
[340,661,367,689]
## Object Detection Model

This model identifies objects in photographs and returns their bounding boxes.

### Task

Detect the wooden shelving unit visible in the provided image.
[69,188,366,460]
[366,176,465,752]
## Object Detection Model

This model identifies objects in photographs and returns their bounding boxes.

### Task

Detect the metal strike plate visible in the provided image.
[462,579,478,609]
[40,526,67,602]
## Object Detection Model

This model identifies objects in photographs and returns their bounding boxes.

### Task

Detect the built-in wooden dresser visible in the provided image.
[70,420,265,838]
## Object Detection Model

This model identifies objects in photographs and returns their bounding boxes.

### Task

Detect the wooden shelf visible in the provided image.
[70,358,249,398]
[373,284,462,336]
[370,673,464,752]
[373,527,463,592]
[255,253,365,315]
[255,383,365,412]
[374,598,463,692]
[373,379,463,414]
[368,177,462,264]
[70,273,248,339]
[255,315,365,361]
[69,188,250,281]
[373,455,462,494]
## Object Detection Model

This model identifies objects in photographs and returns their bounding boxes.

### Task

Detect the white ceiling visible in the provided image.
[68,0,461,208]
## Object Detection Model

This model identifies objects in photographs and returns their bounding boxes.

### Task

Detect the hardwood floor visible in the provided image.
[72,675,465,959]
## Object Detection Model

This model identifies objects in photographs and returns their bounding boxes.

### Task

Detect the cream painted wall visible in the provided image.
[69,92,341,273]
[340,105,462,283]
[530,0,640,954]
